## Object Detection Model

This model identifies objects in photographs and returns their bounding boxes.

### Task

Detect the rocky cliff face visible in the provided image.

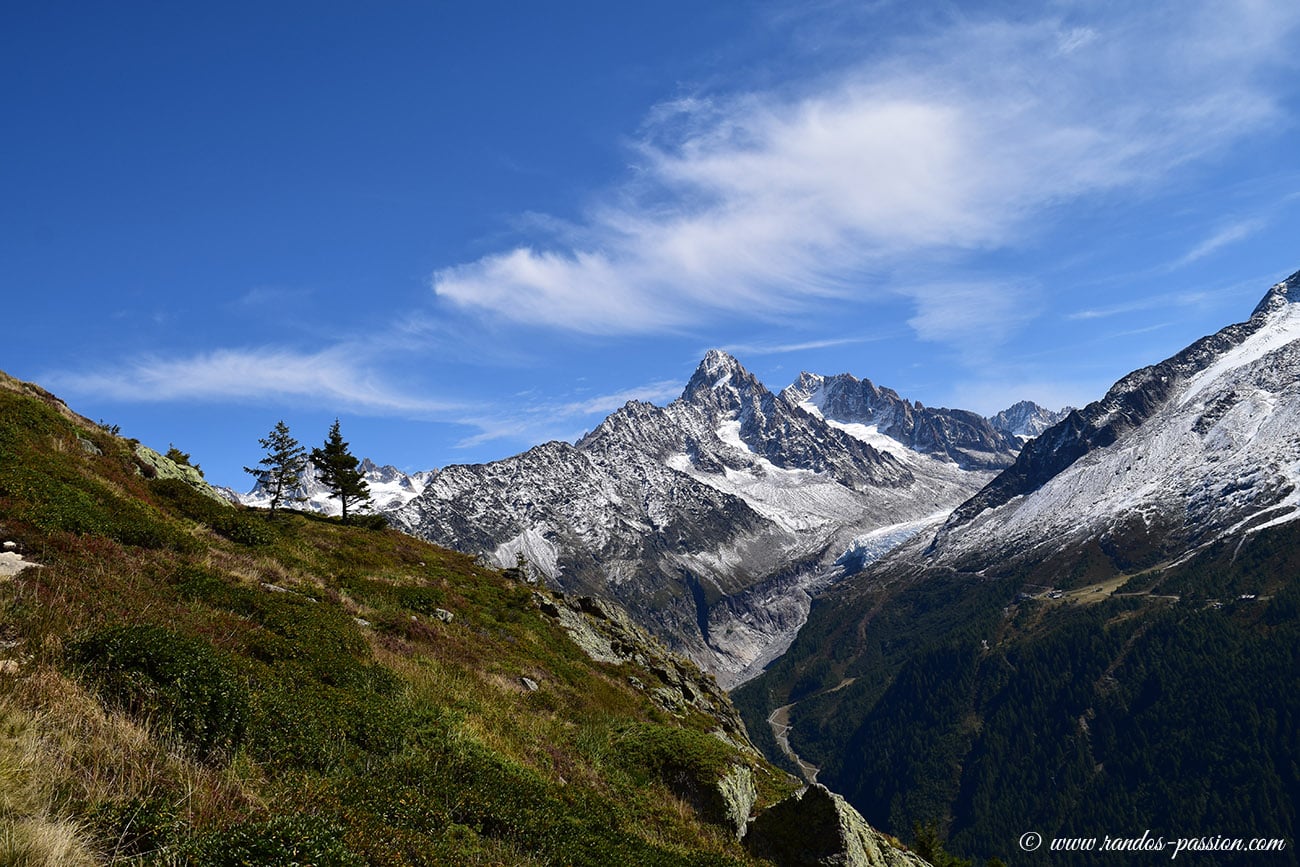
[745,784,931,867]
[537,585,931,865]
[986,400,1070,440]
[781,372,1022,471]
[393,351,1007,686]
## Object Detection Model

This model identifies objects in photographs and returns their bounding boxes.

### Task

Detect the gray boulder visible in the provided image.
[744,784,930,867]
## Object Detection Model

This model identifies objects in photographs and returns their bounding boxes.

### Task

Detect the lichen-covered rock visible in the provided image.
[713,763,758,839]
[133,443,225,500]
[532,589,751,743]
[744,784,929,867]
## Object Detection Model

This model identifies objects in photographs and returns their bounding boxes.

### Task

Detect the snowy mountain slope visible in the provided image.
[986,400,1071,440]
[922,269,1300,576]
[393,350,1009,686]
[781,372,1022,470]
[237,457,432,516]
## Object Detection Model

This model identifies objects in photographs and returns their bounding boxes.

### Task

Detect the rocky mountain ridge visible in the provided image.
[392,350,1032,687]
[927,268,1300,574]
[780,371,1023,470]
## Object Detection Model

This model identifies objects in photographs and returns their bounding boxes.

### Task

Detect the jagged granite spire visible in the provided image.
[682,349,767,410]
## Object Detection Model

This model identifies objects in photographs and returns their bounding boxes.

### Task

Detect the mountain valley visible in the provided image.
[734,270,1300,864]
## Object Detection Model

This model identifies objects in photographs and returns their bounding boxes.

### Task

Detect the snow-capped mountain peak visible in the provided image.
[239,459,431,516]
[780,371,1021,471]
[393,350,1024,685]
[682,349,767,411]
[987,400,1072,440]
[1252,268,1300,315]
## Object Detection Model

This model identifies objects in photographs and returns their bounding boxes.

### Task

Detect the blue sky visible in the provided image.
[4,0,1299,490]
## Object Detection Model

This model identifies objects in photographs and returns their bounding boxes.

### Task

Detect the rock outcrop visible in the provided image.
[744,784,929,867]
[531,588,749,744]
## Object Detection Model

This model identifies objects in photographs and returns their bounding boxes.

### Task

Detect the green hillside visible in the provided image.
[0,371,803,865]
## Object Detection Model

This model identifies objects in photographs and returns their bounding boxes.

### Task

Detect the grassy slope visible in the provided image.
[0,372,797,865]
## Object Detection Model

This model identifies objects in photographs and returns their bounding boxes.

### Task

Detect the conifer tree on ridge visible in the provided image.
[310,418,371,523]
[244,420,308,514]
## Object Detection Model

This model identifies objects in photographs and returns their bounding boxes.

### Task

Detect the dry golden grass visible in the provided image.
[0,666,258,863]
[0,817,97,867]
[0,696,98,866]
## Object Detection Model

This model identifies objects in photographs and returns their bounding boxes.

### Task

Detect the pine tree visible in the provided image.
[244,421,308,514]
[310,419,371,523]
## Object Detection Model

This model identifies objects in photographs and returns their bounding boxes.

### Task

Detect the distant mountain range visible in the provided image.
[222,352,1066,690]
[374,352,1056,686]
[225,457,432,516]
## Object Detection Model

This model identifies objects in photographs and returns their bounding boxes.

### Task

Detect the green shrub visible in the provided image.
[247,670,409,771]
[209,513,275,546]
[0,465,195,551]
[66,624,249,761]
[173,579,412,770]
[353,513,390,531]
[614,722,737,784]
[88,794,183,858]
[149,478,228,523]
[181,814,363,866]
[337,574,446,616]
[613,722,747,832]
[150,478,274,546]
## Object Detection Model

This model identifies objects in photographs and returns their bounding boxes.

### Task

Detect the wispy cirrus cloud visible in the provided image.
[1173,219,1267,268]
[558,380,684,417]
[432,0,1300,348]
[1067,290,1219,321]
[453,378,688,449]
[44,347,465,417]
[45,347,692,455]
[715,336,883,357]
[905,282,1041,361]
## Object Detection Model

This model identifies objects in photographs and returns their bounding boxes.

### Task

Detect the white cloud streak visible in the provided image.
[716,336,881,356]
[1067,290,1218,321]
[47,348,694,457]
[905,282,1040,359]
[453,378,688,449]
[1175,219,1267,267]
[432,1,1299,348]
[46,347,464,417]
[557,380,684,417]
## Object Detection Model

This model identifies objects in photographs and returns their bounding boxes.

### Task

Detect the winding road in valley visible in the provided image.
[768,677,857,784]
